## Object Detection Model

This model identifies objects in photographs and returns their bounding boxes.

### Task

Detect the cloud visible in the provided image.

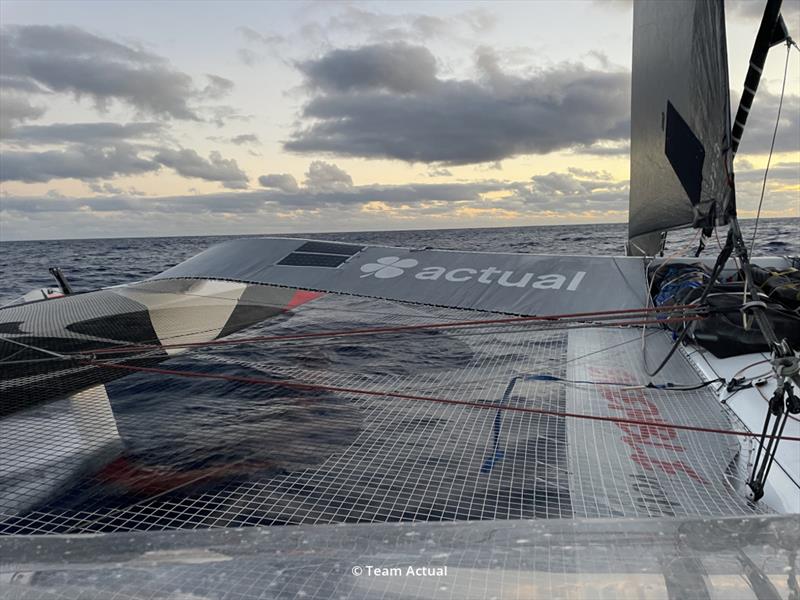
[0,121,256,187]
[13,161,794,241]
[570,141,630,156]
[297,42,437,93]
[201,74,234,100]
[286,44,629,165]
[730,161,800,216]
[0,92,45,130]
[733,89,800,156]
[0,143,160,183]
[532,170,623,196]
[235,27,284,66]
[0,75,49,93]
[234,6,495,71]
[323,7,449,42]
[734,161,800,184]
[0,25,229,120]
[207,132,261,145]
[0,120,252,187]
[237,26,283,46]
[230,133,260,145]
[304,160,353,192]
[310,6,492,44]
[727,0,800,24]
[153,148,249,189]
[258,173,299,192]
[2,163,633,221]
[1,178,505,215]
[3,121,163,145]
[0,167,653,241]
[201,105,253,128]
[88,181,128,195]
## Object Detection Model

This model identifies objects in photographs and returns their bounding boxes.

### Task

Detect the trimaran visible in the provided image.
[1,0,799,598]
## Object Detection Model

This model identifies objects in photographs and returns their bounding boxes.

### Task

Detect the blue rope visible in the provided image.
[479,372,723,473]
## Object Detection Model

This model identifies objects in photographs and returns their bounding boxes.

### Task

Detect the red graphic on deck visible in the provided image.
[286,290,324,310]
[587,366,708,484]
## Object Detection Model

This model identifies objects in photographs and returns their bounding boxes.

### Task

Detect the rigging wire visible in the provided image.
[81,305,704,357]
[642,229,736,379]
[0,312,705,367]
[83,359,800,443]
[749,42,792,256]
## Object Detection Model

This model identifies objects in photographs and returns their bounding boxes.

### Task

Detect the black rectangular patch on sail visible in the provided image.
[664,101,705,206]
[277,253,349,268]
[295,241,363,256]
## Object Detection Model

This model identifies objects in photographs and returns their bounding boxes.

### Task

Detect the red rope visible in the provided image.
[88,306,705,355]
[87,360,800,443]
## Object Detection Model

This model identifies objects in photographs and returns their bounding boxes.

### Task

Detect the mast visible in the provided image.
[731,0,791,155]
[725,0,798,501]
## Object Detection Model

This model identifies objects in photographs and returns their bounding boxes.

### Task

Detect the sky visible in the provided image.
[0,0,798,241]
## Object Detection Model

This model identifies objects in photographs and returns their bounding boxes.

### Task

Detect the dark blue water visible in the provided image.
[1,219,797,532]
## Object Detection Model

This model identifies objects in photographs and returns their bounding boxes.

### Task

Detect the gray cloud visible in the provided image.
[235,27,284,66]
[14,164,795,241]
[733,89,800,156]
[734,161,800,184]
[201,105,253,128]
[258,173,299,192]
[237,26,283,46]
[0,143,160,183]
[0,119,253,187]
[298,42,437,93]
[207,132,261,145]
[201,74,234,100]
[323,7,449,42]
[4,121,163,145]
[2,164,639,221]
[304,160,353,192]
[0,25,230,120]
[286,44,630,165]
[0,75,49,93]
[571,141,630,156]
[567,167,614,180]
[237,48,261,67]
[531,170,625,197]
[88,181,129,195]
[0,92,45,129]
[1,179,506,215]
[233,5,493,71]
[310,6,493,45]
[230,133,260,145]
[153,148,249,189]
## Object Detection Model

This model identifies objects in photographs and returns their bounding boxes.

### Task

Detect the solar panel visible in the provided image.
[295,241,364,256]
[277,253,349,268]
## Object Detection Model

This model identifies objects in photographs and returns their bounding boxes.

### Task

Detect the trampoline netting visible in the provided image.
[0,292,773,536]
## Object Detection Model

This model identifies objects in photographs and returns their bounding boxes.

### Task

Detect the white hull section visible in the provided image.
[683,343,800,513]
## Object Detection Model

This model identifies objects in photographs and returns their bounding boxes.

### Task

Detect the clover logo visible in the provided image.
[360,256,419,279]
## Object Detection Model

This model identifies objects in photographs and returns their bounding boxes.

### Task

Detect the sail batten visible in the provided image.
[628,0,733,256]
